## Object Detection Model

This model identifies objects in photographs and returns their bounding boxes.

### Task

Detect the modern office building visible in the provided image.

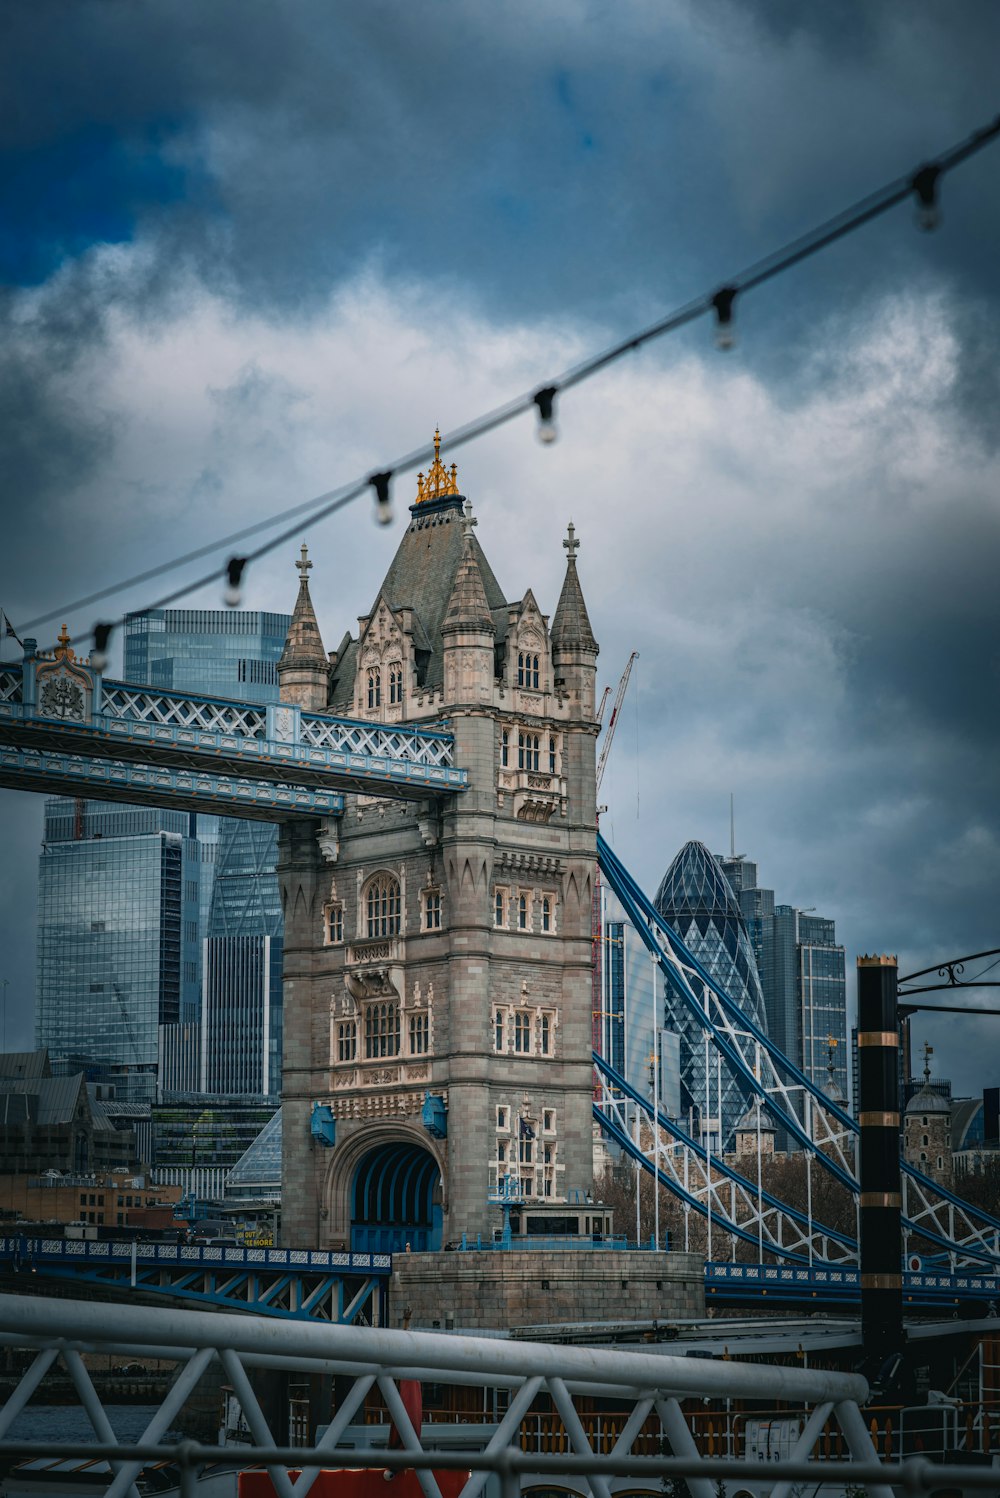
[123,607,292,945]
[719,853,848,1107]
[124,608,291,1100]
[35,801,202,1103]
[602,913,681,1116]
[653,841,769,1151]
[200,819,283,1096]
[35,609,292,1107]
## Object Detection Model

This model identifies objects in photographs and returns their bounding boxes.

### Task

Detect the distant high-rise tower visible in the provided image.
[719,852,848,1110]
[654,841,769,1151]
[36,608,290,1103]
[125,606,290,1098]
[35,800,202,1103]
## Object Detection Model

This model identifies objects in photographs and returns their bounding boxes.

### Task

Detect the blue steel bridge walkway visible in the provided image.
[0,641,467,818]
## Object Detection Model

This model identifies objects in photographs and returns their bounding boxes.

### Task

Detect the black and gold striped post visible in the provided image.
[857,954,903,1360]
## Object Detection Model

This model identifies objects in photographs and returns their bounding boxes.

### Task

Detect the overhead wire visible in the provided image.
[13,107,1000,659]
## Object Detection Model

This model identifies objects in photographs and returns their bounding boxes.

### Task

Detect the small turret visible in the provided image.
[278,544,328,711]
[442,503,495,706]
[550,523,598,716]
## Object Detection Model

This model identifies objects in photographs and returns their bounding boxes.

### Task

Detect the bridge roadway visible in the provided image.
[0,655,467,816]
[3,1236,997,1319]
[0,1236,390,1323]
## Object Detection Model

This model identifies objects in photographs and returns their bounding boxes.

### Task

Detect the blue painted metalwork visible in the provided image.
[351,1142,441,1253]
[310,1102,337,1147]
[593,1050,857,1259]
[0,744,344,820]
[706,1259,1000,1310]
[422,1092,447,1139]
[597,833,1000,1268]
[0,1236,390,1322]
[0,654,467,807]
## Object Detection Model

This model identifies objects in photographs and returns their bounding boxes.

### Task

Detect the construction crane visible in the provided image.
[596,651,638,793]
[596,684,612,729]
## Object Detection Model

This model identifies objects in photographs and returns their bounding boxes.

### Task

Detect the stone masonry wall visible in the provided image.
[389,1249,704,1331]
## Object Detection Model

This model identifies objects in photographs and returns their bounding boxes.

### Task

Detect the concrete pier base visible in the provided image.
[390,1249,704,1331]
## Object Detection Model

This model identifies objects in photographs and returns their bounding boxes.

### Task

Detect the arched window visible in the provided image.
[549,736,557,774]
[922,1133,929,1146]
[540,1013,551,1053]
[388,664,403,704]
[517,733,540,771]
[337,1021,356,1062]
[423,889,442,930]
[919,1151,927,1163]
[501,728,509,768]
[531,654,539,688]
[364,1001,400,1059]
[494,888,508,928]
[367,667,381,709]
[518,894,528,930]
[326,904,344,944]
[541,897,552,933]
[495,1010,505,1051]
[409,1012,429,1055]
[365,873,401,938]
[514,1013,531,1053]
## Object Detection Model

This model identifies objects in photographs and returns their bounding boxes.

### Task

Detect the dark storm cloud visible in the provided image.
[0,0,998,1092]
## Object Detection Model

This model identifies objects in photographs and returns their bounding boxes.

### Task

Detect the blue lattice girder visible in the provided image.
[0,744,344,821]
[0,662,467,803]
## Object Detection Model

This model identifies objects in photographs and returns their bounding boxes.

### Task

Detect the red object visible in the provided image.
[388,1380,423,1451]
[240,1468,468,1498]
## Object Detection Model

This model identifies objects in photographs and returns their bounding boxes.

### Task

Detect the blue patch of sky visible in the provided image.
[0,117,197,285]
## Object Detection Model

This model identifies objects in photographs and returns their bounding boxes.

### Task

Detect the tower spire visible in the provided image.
[278,542,328,710]
[550,522,597,655]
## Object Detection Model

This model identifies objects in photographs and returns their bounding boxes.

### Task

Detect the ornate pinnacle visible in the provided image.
[415,427,460,503]
[563,522,579,562]
[296,543,312,581]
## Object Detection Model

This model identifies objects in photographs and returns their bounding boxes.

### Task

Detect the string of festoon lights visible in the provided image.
[17,107,1000,669]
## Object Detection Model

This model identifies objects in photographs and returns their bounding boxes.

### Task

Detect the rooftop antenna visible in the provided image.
[730,793,735,860]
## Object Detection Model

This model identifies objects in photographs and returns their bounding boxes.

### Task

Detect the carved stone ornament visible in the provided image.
[345,967,397,1002]
[38,672,86,722]
[317,818,340,863]
[272,705,295,742]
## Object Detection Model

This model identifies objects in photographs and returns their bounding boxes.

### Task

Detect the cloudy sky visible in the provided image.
[1,3,998,1093]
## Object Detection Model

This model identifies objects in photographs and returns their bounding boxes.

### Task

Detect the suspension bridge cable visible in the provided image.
[17,107,1000,657]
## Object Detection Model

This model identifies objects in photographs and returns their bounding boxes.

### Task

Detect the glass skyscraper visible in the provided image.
[35,608,291,1104]
[719,853,849,1107]
[653,841,769,1151]
[36,800,202,1103]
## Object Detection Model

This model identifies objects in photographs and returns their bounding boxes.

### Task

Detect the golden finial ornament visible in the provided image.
[415,427,460,503]
[54,624,77,662]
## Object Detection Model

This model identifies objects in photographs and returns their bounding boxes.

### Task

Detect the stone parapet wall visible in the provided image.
[390,1249,704,1331]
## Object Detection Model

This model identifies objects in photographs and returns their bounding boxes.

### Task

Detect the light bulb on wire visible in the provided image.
[91,622,113,672]
[224,556,247,607]
[912,164,942,231]
[533,386,559,444]
[712,287,737,350]
[369,471,394,526]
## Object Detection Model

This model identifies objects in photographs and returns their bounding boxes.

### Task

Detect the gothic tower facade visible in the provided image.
[278,438,600,1249]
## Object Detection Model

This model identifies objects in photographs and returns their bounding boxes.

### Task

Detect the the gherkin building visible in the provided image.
[654,840,768,1152]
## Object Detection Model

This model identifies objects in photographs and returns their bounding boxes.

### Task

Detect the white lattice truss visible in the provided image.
[0,667,21,703]
[595,1063,857,1265]
[0,1293,906,1498]
[98,686,455,766]
[597,835,1000,1270]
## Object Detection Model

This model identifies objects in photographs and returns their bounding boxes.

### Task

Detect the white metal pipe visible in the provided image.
[457,1375,544,1498]
[655,1397,713,1498]
[546,1376,612,1498]
[104,1347,216,1498]
[377,1375,444,1498]
[834,1398,895,1498]
[62,1349,142,1498]
[0,1346,58,1439]
[293,1373,376,1498]
[0,1294,869,1405]
[768,1400,834,1498]
[218,1347,297,1498]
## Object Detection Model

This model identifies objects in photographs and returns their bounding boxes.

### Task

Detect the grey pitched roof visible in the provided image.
[0,1074,86,1125]
[0,1050,50,1082]
[327,496,509,708]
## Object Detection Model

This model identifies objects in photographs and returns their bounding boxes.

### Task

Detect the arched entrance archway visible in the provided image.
[351,1141,442,1253]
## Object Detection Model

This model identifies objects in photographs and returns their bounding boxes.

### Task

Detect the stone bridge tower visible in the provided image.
[277,435,601,1251]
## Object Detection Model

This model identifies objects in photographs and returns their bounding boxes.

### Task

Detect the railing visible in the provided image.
[0,1236,391,1274]
[0,1291,905,1498]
